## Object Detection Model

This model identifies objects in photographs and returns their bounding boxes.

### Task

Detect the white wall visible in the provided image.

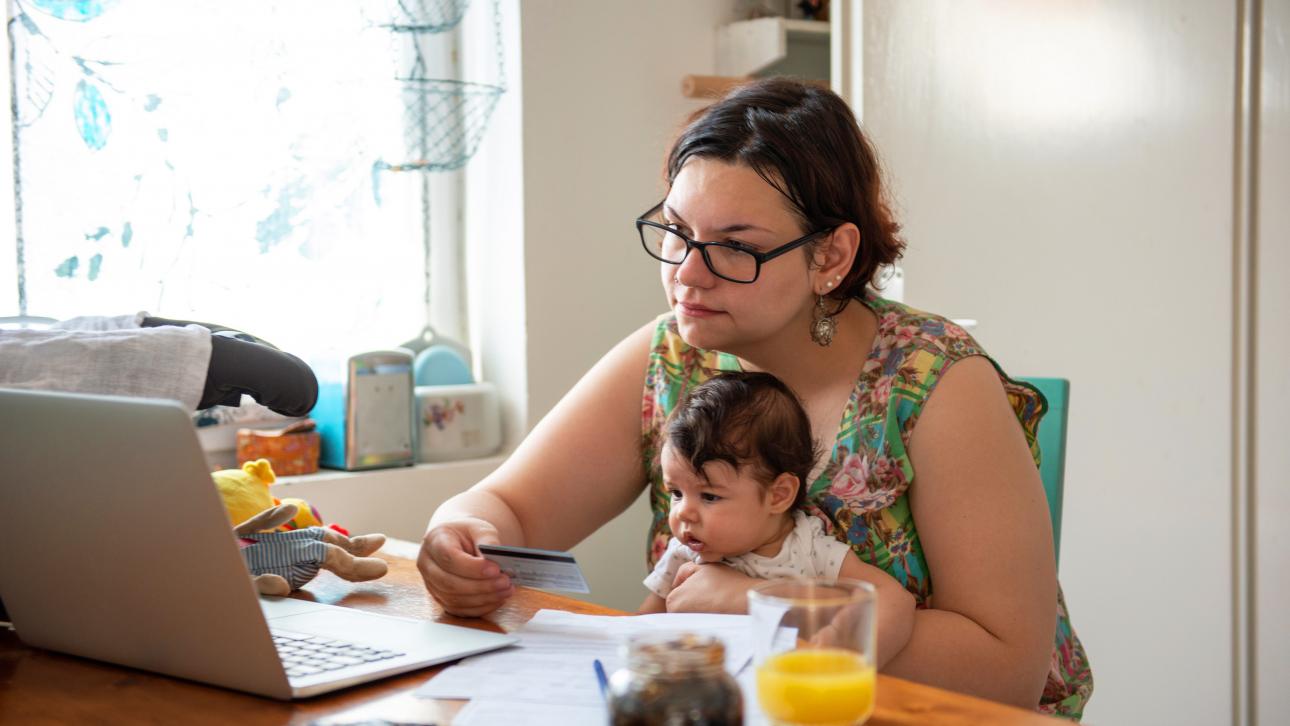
[1255,0,1290,720]
[463,0,528,453]
[860,2,1248,724]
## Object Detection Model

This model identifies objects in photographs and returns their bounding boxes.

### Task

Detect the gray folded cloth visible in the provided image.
[1,312,318,416]
[0,313,211,410]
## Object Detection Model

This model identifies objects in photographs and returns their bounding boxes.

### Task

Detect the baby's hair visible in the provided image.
[664,371,818,510]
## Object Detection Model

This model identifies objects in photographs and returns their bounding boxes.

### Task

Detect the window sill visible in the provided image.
[265,455,507,541]
[274,455,507,488]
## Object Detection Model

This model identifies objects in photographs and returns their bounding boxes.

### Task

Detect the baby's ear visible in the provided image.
[766,473,799,514]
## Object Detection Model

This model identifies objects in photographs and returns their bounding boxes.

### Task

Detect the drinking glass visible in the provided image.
[747,577,877,726]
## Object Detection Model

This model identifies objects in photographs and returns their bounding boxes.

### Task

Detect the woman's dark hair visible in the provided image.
[665,371,818,510]
[665,77,905,303]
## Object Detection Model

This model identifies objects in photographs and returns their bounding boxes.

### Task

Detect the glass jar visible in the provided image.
[607,632,743,726]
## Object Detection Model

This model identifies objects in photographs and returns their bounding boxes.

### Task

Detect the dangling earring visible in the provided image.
[810,295,836,347]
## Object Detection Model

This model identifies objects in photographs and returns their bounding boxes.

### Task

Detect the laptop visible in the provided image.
[0,388,517,699]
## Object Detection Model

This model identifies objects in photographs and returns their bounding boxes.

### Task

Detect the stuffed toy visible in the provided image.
[213,458,340,533]
[232,503,387,596]
[212,459,388,594]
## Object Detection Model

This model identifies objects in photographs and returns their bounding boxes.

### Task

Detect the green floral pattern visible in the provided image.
[639,297,1092,720]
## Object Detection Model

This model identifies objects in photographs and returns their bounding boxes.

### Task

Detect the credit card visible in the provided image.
[477,543,591,594]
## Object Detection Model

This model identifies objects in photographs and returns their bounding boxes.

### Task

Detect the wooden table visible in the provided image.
[0,550,1065,725]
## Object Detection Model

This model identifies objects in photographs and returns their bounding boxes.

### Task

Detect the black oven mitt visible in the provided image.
[140,316,318,417]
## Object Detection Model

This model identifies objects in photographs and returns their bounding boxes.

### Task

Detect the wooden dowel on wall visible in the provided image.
[680,74,831,99]
[680,74,753,98]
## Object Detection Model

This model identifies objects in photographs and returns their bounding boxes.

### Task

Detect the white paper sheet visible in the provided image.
[453,698,607,726]
[417,609,794,724]
[416,610,762,703]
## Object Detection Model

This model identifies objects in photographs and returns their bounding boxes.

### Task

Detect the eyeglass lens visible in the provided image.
[640,224,758,282]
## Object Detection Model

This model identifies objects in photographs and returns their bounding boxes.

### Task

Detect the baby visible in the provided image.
[640,372,914,665]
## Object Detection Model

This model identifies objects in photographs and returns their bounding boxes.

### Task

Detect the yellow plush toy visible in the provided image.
[213,458,387,594]
[213,459,276,525]
[212,459,330,533]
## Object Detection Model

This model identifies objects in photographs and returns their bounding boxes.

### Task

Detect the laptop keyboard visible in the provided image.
[271,629,405,678]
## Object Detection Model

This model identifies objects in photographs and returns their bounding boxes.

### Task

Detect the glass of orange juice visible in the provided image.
[748,577,877,726]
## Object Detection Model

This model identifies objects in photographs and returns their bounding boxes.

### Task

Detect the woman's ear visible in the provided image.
[812,223,860,294]
[766,473,800,514]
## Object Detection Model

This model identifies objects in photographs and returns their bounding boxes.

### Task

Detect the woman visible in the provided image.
[418,78,1092,718]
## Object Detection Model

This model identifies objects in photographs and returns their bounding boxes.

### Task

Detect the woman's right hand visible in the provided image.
[418,517,514,617]
[416,322,655,617]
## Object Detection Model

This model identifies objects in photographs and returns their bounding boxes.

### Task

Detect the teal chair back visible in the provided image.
[1017,377,1069,567]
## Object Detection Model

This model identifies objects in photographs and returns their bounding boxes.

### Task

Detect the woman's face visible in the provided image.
[661,157,815,353]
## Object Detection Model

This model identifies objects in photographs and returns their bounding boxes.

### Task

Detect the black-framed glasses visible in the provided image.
[635,201,829,284]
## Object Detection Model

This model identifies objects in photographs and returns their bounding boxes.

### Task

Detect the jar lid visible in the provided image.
[624,632,725,676]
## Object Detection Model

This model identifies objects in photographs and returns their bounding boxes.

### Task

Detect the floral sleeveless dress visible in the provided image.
[639,297,1093,720]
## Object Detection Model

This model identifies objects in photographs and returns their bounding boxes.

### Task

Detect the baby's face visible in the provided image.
[661,445,783,562]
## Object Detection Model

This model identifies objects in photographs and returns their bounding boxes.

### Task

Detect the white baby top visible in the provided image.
[643,511,853,598]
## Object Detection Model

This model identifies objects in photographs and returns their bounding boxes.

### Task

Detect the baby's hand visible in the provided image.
[665,562,755,615]
[671,561,702,590]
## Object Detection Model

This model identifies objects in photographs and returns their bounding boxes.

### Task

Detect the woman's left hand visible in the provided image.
[665,561,757,614]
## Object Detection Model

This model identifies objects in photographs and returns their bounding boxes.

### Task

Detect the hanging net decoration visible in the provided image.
[379,0,506,173]
[387,0,471,33]
[389,75,504,173]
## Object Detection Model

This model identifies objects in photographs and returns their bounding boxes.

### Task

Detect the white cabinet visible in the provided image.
[715,17,829,81]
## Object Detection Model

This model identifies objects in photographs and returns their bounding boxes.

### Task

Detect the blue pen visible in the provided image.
[593,658,610,701]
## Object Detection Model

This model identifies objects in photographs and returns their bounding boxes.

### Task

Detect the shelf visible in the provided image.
[784,19,831,37]
[715,17,830,78]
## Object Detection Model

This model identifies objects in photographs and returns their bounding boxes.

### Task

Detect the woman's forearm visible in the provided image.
[429,487,527,546]
[882,607,1050,710]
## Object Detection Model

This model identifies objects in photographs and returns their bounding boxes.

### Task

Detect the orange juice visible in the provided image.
[756,648,876,725]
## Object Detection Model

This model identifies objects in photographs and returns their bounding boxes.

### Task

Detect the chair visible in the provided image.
[1017,377,1069,567]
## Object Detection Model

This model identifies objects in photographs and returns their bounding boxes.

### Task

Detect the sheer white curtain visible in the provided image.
[7,0,426,355]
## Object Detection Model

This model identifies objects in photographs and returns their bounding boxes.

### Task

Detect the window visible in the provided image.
[2,0,489,357]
